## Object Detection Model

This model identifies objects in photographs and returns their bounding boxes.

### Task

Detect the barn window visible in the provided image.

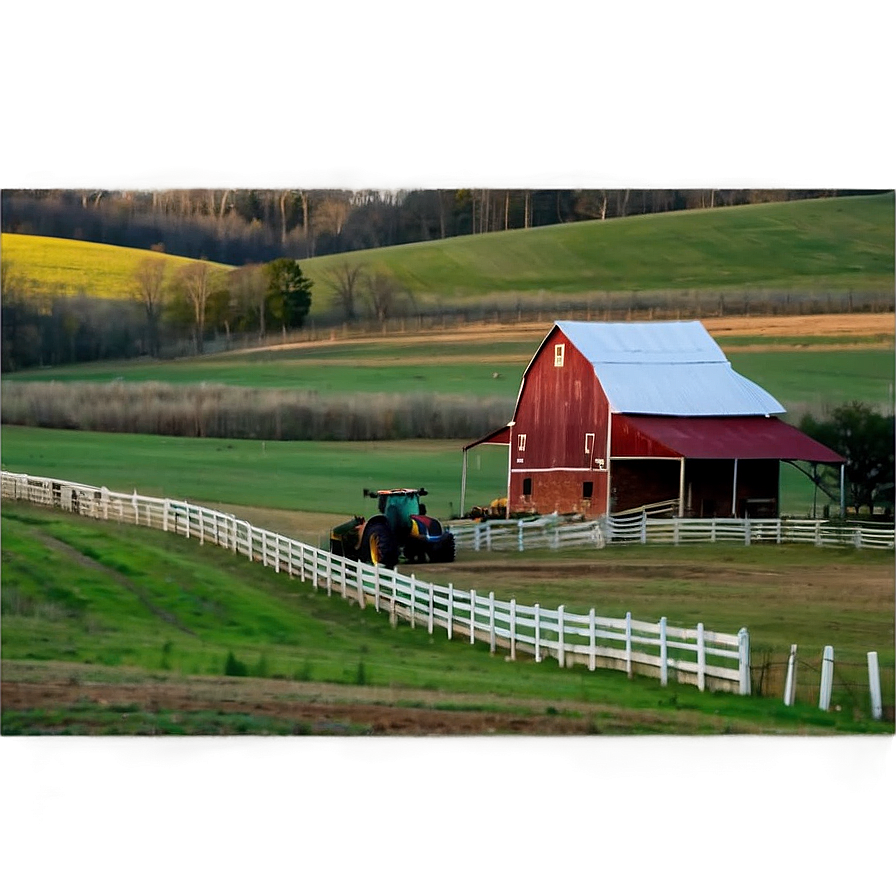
[517,433,527,452]
[554,343,565,367]
[522,477,532,497]
[584,432,595,455]
[582,481,594,500]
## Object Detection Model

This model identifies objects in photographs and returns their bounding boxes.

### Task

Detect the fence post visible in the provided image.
[489,591,496,653]
[625,611,633,679]
[819,645,834,711]
[518,520,524,552]
[247,525,253,562]
[261,530,268,566]
[428,583,434,635]
[446,584,453,639]
[374,565,380,612]
[868,651,883,721]
[696,622,706,692]
[509,599,517,660]
[744,517,751,546]
[299,543,306,583]
[738,628,751,696]
[199,510,205,545]
[409,573,416,628]
[326,551,332,596]
[673,518,679,546]
[274,536,281,573]
[776,518,782,544]
[474,525,481,552]
[557,604,565,667]
[640,511,647,544]
[534,603,541,662]
[711,518,717,543]
[469,589,476,644]
[588,608,596,672]
[659,616,668,686]
[783,644,798,706]
[357,563,365,608]
[163,499,170,532]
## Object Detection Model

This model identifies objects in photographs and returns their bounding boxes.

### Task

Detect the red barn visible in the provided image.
[463,320,844,518]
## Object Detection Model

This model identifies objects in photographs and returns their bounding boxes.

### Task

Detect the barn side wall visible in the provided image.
[510,469,609,517]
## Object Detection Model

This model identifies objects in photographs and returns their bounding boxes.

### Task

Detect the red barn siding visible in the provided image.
[507,330,610,515]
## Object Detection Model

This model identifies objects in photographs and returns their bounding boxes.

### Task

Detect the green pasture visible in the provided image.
[297,192,895,310]
[0,426,505,521]
[1,233,231,299]
[4,193,893,313]
[2,503,890,733]
[0,424,867,523]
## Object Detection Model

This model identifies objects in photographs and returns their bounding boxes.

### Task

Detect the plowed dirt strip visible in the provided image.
[1,662,744,735]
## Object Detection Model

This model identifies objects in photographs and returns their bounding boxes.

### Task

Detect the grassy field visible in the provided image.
[1,233,232,299]
[4,193,893,313]
[0,424,849,524]
[2,502,891,734]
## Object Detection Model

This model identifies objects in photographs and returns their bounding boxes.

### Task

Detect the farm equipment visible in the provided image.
[329,488,456,570]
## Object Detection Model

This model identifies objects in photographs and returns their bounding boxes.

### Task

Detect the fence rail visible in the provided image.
[1,470,749,695]
[604,512,895,550]
[450,511,894,554]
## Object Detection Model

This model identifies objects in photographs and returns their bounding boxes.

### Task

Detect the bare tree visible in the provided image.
[326,261,365,322]
[228,264,267,340]
[178,261,212,353]
[366,271,404,323]
[132,256,167,356]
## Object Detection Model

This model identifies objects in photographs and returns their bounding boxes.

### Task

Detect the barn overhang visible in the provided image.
[462,424,511,452]
[612,415,845,464]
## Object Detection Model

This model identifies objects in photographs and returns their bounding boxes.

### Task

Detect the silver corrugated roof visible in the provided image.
[554,320,786,416]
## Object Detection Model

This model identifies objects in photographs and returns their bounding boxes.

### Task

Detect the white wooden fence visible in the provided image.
[454,510,895,553]
[452,514,605,552]
[0,470,750,695]
[605,512,895,550]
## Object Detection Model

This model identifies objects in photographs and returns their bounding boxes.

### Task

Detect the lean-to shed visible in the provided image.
[463,320,844,518]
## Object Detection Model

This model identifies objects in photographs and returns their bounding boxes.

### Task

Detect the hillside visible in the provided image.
[0,234,232,299]
[3,193,893,315]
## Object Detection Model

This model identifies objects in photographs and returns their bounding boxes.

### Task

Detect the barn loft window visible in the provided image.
[517,433,527,452]
[582,481,594,500]
[522,477,532,497]
[584,432,595,455]
[554,343,565,367]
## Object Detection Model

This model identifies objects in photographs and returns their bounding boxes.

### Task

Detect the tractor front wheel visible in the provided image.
[362,520,400,570]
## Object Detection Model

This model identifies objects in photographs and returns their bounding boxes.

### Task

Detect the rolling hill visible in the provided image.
[3,192,893,316]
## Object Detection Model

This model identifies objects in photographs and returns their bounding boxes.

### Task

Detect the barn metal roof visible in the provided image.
[617,415,845,462]
[555,320,786,416]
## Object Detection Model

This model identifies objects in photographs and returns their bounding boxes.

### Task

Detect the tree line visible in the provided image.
[1,188,877,267]
[1,255,314,371]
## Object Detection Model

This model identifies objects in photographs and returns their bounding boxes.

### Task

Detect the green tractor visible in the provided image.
[329,488,456,570]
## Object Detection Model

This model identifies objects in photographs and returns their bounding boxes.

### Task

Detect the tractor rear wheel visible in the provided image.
[428,532,456,563]
[362,520,400,570]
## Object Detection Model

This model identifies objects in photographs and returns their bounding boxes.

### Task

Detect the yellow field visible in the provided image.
[1,233,232,299]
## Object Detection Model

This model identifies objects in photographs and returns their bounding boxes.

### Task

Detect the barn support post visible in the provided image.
[839,464,846,519]
[460,448,468,517]
[868,651,883,720]
[731,458,739,516]
[783,644,798,706]
[678,458,685,517]
[819,645,835,711]
[605,411,613,515]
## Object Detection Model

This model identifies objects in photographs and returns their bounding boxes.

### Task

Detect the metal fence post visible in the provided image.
[783,644,798,706]
[738,628,751,696]
[819,645,834,711]
[868,651,882,720]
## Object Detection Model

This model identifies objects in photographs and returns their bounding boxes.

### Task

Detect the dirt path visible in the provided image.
[1,662,737,735]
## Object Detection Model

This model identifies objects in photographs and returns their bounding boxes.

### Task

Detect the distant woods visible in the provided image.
[1,255,313,372]
[1,188,875,267]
